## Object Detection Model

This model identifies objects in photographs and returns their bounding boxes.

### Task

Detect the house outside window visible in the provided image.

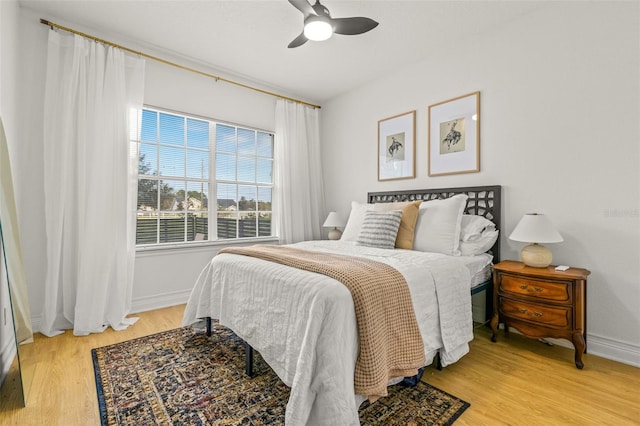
[132,107,274,245]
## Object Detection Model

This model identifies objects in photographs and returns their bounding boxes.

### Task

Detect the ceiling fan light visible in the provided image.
[304,16,333,41]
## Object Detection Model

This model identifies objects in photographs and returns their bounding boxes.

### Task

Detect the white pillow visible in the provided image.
[460,229,499,256]
[460,214,496,242]
[340,201,374,242]
[413,194,468,255]
[356,210,403,249]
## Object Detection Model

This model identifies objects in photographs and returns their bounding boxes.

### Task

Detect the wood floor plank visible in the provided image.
[0,304,637,425]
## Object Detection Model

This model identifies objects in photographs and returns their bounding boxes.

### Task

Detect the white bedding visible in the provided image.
[182,240,474,425]
[460,253,494,288]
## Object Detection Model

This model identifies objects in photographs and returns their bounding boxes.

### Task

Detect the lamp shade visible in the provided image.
[509,213,563,243]
[323,211,344,228]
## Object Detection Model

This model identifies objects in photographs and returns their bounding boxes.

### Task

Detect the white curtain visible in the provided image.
[274,99,326,244]
[41,30,145,336]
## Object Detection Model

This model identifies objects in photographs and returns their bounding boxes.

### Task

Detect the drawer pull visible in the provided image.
[516,308,543,317]
[519,284,542,293]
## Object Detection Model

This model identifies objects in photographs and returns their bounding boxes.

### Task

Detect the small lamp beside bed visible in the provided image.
[323,211,346,240]
[509,213,563,268]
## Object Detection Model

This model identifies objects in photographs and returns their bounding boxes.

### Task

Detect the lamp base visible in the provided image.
[520,243,552,268]
[327,228,342,240]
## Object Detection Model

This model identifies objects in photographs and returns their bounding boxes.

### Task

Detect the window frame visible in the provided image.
[133,106,276,249]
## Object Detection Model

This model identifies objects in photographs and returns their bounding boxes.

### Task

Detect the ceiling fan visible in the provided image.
[287,0,379,48]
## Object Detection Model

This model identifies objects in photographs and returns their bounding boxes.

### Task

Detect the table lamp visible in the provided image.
[509,213,563,268]
[323,211,345,240]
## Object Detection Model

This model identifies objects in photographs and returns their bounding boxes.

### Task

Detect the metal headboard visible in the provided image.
[367,185,501,262]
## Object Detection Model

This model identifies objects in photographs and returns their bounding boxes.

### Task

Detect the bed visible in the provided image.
[182,185,501,425]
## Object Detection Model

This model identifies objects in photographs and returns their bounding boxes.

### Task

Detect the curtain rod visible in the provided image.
[39,18,321,109]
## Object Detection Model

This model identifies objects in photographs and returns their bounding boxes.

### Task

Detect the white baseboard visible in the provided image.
[495,326,640,368]
[587,333,640,368]
[130,289,191,314]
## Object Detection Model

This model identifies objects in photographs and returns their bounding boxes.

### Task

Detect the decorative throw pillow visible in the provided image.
[341,201,375,242]
[374,200,422,249]
[356,210,403,249]
[413,194,468,255]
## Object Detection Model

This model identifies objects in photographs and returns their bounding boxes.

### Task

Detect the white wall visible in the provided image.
[321,2,640,366]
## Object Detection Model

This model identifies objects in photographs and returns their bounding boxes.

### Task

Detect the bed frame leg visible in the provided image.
[203,318,253,377]
[436,353,443,371]
[245,342,254,377]
[206,317,212,337]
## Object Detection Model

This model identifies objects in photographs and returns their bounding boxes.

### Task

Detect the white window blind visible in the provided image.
[131,107,274,245]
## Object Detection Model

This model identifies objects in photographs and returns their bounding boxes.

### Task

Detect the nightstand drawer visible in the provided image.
[499,274,571,303]
[500,298,571,327]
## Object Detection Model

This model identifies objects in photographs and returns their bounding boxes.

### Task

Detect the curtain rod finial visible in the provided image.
[40,18,53,29]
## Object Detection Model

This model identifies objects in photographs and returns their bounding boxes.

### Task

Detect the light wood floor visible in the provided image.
[0,305,638,425]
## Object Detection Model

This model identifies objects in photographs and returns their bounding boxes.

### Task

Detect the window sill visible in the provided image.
[135,236,280,257]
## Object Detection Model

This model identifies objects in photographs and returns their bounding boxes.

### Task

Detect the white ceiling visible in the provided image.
[20,0,546,105]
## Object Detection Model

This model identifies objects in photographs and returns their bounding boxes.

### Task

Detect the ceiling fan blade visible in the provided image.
[288,0,316,18]
[332,17,379,35]
[288,32,309,48]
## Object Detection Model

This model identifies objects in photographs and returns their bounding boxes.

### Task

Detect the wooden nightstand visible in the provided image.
[490,260,590,369]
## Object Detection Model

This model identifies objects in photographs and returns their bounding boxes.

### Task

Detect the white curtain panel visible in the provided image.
[41,30,145,336]
[274,99,326,244]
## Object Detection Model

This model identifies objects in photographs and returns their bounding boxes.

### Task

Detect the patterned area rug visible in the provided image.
[92,324,469,425]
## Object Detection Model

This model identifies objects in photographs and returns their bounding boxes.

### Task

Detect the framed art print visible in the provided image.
[428,91,480,176]
[378,110,416,181]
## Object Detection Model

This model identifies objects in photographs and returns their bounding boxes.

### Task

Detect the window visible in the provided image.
[132,108,274,245]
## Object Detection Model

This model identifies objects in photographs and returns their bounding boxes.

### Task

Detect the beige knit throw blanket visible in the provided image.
[219,244,425,401]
